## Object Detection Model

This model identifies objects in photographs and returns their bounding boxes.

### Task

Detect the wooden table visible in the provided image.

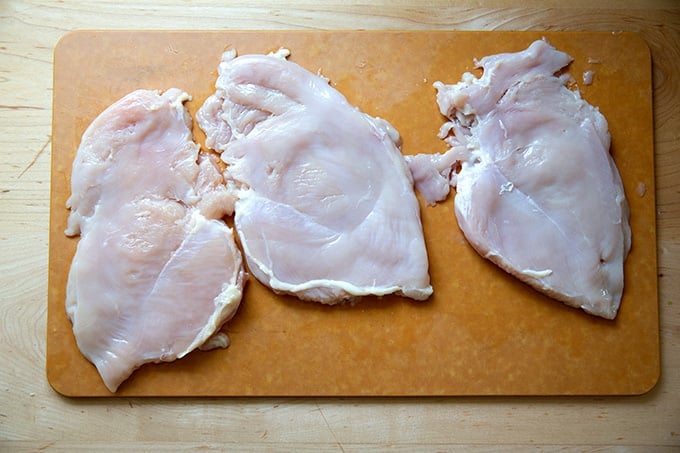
[1,1,678,450]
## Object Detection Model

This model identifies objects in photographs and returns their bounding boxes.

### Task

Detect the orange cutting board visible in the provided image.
[48,31,658,396]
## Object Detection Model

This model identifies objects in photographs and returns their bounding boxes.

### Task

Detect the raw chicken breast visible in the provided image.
[410,40,631,319]
[65,89,246,392]
[198,49,432,304]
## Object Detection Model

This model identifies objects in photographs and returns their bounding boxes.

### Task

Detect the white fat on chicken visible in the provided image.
[65,89,246,392]
[407,40,631,319]
[198,49,432,304]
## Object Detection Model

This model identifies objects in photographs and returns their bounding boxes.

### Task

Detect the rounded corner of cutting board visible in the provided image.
[45,362,78,398]
[54,30,92,60]
[632,360,662,397]
[621,31,652,58]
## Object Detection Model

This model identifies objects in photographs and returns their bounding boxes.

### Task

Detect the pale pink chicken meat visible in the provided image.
[65,89,246,392]
[198,49,432,304]
[408,40,631,319]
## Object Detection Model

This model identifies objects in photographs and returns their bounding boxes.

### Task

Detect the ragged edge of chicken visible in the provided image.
[197,48,433,305]
[407,39,631,319]
[65,88,246,392]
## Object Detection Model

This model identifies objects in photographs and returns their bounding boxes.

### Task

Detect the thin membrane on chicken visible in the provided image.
[65,89,246,392]
[198,49,432,304]
[408,40,631,319]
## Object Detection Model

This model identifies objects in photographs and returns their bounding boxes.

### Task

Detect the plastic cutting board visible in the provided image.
[47,30,659,396]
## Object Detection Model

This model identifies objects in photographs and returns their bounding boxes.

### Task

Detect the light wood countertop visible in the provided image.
[1,1,678,450]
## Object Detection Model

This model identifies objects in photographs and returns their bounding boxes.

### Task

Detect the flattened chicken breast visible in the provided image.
[198,49,432,304]
[409,40,631,319]
[65,89,246,392]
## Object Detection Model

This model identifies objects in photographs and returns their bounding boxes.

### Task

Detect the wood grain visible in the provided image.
[1,0,679,450]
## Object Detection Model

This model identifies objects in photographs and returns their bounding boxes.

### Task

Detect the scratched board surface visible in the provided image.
[47,31,658,396]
